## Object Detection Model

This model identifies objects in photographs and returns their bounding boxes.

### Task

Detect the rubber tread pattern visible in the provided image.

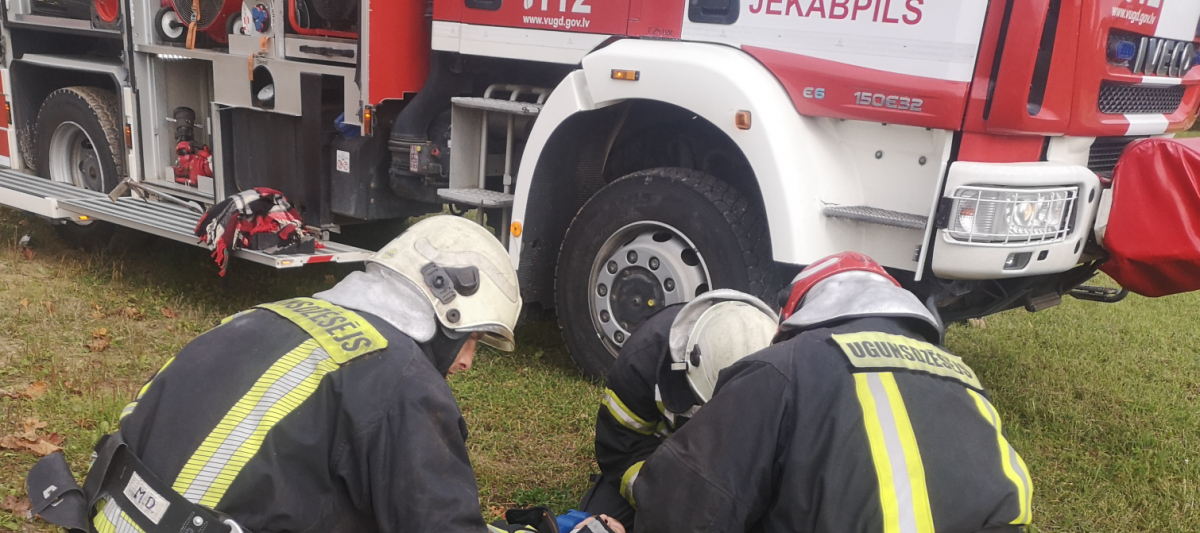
[39,86,125,177]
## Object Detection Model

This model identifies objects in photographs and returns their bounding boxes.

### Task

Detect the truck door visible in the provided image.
[455,0,630,37]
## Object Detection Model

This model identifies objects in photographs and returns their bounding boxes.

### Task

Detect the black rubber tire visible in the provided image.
[35,86,123,251]
[155,6,187,43]
[555,168,777,379]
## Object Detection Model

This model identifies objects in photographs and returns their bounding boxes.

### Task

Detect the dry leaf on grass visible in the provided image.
[42,301,54,315]
[86,338,110,352]
[21,248,34,260]
[121,307,144,320]
[18,298,28,308]
[2,381,48,400]
[0,495,31,517]
[21,381,46,400]
[1,417,62,456]
[91,328,109,339]
[160,307,179,319]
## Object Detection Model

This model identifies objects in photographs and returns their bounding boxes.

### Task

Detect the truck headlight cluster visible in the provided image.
[948,186,1077,244]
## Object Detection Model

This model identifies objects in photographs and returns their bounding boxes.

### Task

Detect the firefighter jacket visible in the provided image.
[595,304,696,507]
[632,316,1033,533]
[93,297,488,533]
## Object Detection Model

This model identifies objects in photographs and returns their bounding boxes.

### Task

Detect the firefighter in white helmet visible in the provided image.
[577,289,778,531]
[625,252,1034,533]
[27,215,524,533]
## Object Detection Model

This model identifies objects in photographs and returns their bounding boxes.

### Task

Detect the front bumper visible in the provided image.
[931,162,1102,280]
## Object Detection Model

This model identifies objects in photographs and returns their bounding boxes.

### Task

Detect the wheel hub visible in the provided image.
[592,223,710,348]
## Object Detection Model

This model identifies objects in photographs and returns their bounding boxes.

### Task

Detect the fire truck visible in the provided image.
[0,0,1197,376]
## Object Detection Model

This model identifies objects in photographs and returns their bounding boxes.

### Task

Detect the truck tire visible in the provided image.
[35,86,123,250]
[555,168,777,379]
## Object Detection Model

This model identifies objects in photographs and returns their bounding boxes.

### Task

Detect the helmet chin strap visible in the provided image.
[420,326,470,377]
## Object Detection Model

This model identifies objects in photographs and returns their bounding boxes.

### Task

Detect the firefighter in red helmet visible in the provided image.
[628,252,1034,533]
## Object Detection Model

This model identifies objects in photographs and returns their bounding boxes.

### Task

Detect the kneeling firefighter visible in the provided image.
[580,290,778,529]
[26,215,522,533]
[630,252,1034,533]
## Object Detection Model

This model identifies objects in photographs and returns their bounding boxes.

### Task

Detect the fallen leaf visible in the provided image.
[86,338,110,352]
[0,495,30,516]
[160,307,179,319]
[26,438,61,456]
[91,311,105,319]
[22,417,46,437]
[18,298,28,308]
[20,381,47,400]
[42,301,54,315]
[121,307,144,320]
[968,318,987,329]
[44,433,63,446]
[17,220,28,226]
[91,328,109,339]
[92,302,102,311]
[21,248,34,260]
[0,435,21,449]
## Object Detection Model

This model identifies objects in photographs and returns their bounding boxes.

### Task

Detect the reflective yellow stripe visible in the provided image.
[119,402,137,420]
[619,461,644,508]
[256,298,387,363]
[93,496,146,533]
[968,389,1033,525]
[854,373,934,533]
[603,389,656,435]
[122,356,178,421]
[173,340,342,507]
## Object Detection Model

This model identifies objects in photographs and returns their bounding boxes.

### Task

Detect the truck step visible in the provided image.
[0,169,370,268]
[451,97,543,116]
[823,205,927,230]
[438,188,515,208]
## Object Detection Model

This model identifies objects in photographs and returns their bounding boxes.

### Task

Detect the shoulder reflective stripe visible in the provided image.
[220,309,252,325]
[172,340,341,507]
[93,496,146,533]
[603,388,657,435]
[119,402,137,420]
[833,332,983,391]
[967,389,1033,525]
[854,373,935,533]
[487,525,508,533]
[619,461,644,508]
[136,356,176,401]
[256,298,388,364]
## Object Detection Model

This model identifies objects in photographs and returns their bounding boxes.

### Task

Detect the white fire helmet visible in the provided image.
[671,290,778,403]
[368,215,522,351]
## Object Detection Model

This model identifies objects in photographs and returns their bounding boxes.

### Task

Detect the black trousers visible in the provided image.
[579,474,636,531]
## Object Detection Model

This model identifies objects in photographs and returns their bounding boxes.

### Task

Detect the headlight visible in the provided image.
[948,186,1077,244]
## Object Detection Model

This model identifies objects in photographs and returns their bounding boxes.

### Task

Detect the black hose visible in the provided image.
[390,52,471,144]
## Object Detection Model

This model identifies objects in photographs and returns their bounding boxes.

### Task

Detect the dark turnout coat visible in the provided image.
[97,297,486,533]
[633,317,1032,533]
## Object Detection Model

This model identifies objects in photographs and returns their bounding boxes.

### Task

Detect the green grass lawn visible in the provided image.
[0,207,1196,531]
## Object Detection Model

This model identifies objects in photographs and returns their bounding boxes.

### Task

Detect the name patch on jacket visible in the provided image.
[257,298,388,363]
[831,332,982,390]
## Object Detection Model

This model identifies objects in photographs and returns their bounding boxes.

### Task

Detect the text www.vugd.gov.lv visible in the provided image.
[522,14,591,29]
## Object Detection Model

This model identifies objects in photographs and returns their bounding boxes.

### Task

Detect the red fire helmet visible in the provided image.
[780,252,900,321]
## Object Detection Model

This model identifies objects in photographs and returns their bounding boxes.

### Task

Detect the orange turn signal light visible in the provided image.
[735,110,752,130]
[611,69,640,81]
[362,105,374,136]
[124,125,133,148]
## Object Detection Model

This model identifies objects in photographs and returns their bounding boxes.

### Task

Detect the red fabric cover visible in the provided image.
[1101,137,1200,297]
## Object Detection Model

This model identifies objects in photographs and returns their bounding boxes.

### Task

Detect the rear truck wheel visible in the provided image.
[155,6,187,43]
[555,168,777,379]
[35,87,124,251]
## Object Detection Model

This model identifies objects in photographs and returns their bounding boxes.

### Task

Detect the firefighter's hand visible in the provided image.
[571,515,626,533]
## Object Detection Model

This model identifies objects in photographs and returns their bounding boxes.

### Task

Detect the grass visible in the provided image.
[0,207,1196,531]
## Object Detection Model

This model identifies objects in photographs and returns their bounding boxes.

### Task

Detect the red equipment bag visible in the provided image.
[1100,137,1200,297]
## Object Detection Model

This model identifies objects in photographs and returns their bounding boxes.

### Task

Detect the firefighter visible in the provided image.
[26,215,523,533]
[580,290,778,529]
[628,252,1033,533]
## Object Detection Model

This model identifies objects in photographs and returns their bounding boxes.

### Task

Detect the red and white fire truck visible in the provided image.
[0,0,1198,375]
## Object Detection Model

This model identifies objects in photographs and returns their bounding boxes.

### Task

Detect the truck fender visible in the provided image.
[509,39,860,269]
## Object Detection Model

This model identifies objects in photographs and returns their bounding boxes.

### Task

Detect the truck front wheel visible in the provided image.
[555,168,777,379]
[36,87,123,250]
